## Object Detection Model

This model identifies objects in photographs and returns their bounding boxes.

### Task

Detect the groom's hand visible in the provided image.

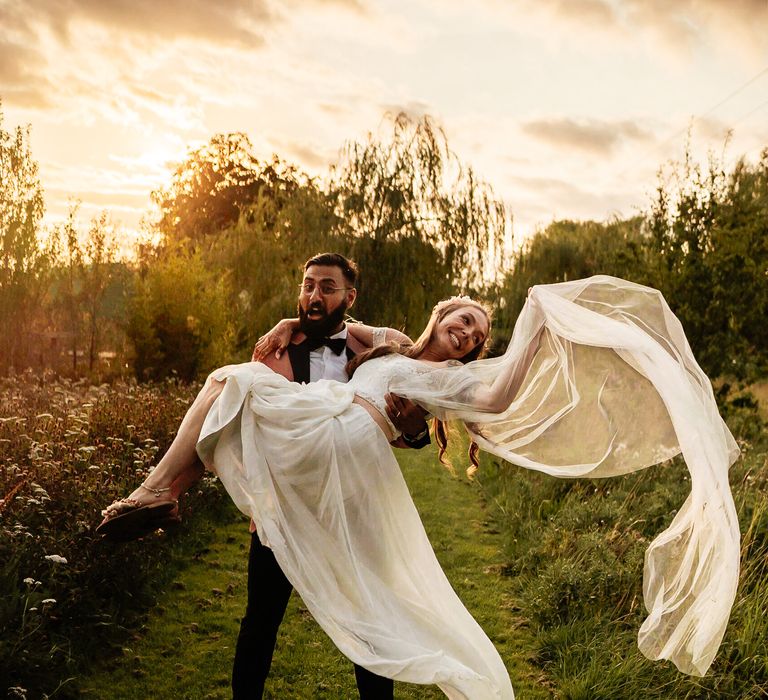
[385,393,428,437]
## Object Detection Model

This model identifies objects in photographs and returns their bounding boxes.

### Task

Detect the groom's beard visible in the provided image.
[298,300,348,338]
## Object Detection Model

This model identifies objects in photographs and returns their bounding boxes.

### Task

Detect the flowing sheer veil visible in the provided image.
[390,275,740,677]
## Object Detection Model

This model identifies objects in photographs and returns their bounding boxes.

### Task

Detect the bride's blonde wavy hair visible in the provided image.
[347,296,492,478]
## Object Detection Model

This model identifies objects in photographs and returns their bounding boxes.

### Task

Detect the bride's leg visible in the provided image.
[127,378,226,500]
[97,378,225,538]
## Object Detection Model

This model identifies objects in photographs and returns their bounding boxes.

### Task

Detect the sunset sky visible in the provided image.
[2,0,768,249]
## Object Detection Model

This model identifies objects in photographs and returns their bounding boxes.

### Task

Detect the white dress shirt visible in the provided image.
[308,326,349,383]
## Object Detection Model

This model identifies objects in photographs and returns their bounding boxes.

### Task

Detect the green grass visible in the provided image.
[78,445,549,699]
[479,397,768,699]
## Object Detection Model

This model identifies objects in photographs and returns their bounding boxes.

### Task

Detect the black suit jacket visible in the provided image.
[286,340,355,385]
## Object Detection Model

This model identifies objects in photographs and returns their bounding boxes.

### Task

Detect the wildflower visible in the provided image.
[23,577,35,586]
[44,554,68,564]
[41,598,57,605]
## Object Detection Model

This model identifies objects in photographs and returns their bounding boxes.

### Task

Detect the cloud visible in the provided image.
[25,0,273,49]
[535,0,617,28]
[531,0,768,60]
[379,100,434,122]
[625,0,768,53]
[471,0,768,65]
[306,0,368,13]
[0,2,51,106]
[0,0,277,113]
[275,138,336,170]
[507,172,645,230]
[0,0,377,119]
[693,116,733,143]
[521,117,653,155]
[0,37,54,107]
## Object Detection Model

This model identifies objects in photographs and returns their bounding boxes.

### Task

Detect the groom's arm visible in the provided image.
[345,323,431,449]
[386,393,431,450]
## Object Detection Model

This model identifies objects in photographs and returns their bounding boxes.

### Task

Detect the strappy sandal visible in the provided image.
[96,484,180,542]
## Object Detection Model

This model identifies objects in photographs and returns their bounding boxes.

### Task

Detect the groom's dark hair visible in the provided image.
[304,253,359,286]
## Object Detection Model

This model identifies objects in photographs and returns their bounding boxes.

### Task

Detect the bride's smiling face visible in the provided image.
[431,306,489,361]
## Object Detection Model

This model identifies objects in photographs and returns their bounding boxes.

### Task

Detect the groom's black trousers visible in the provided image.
[232,532,394,700]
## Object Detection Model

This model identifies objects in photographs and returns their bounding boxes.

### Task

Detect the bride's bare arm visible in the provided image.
[252,318,299,360]
[252,319,412,361]
[470,326,545,413]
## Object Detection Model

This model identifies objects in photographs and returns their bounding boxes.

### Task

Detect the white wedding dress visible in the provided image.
[196,276,740,698]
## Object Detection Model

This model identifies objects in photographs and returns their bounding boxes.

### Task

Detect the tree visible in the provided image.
[648,147,768,380]
[55,207,84,372]
[80,212,119,371]
[125,245,235,380]
[208,180,339,352]
[151,133,303,246]
[330,112,510,333]
[0,104,50,372]
[490,217,650,350]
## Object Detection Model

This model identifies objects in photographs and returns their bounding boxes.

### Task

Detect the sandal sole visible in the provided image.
[96,501,177,542]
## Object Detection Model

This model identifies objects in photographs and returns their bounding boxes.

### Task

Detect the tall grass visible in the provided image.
[478,394,768,698]
[0,372,233,700]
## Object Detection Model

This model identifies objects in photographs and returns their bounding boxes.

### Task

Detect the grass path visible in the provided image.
[80,446,549,699]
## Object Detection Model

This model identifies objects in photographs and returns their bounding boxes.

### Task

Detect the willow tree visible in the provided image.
[209,179,340,352]
[330,113,510,334]
[0,106,50,372]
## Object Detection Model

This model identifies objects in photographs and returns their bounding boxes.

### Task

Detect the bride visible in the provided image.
[98,276,740,699]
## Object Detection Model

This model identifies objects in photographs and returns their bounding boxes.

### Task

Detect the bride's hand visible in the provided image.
[252,319,298,361]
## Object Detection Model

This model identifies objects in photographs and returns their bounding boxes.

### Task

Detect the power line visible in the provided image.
[730,97,768,131]
[618,65,768,178]
[699,66,768,121]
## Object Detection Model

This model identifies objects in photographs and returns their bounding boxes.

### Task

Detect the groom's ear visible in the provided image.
[346,287,357,309]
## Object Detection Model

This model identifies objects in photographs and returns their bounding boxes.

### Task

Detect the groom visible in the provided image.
[232,252,430,700]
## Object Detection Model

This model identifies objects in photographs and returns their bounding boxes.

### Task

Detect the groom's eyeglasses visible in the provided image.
[299,283,355,296]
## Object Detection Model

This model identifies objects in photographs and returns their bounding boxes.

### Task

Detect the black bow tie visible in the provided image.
[304,336,347,355]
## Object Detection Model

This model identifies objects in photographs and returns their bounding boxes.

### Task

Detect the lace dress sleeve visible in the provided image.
[371,327,389,347]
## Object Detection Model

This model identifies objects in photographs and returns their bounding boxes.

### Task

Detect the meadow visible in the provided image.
[1,373,765,699]
[0,373,232,699]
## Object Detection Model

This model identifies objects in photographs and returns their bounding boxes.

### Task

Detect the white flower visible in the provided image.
[23,577,35,585]
[41,598,57,605]
[44,554,68,564]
